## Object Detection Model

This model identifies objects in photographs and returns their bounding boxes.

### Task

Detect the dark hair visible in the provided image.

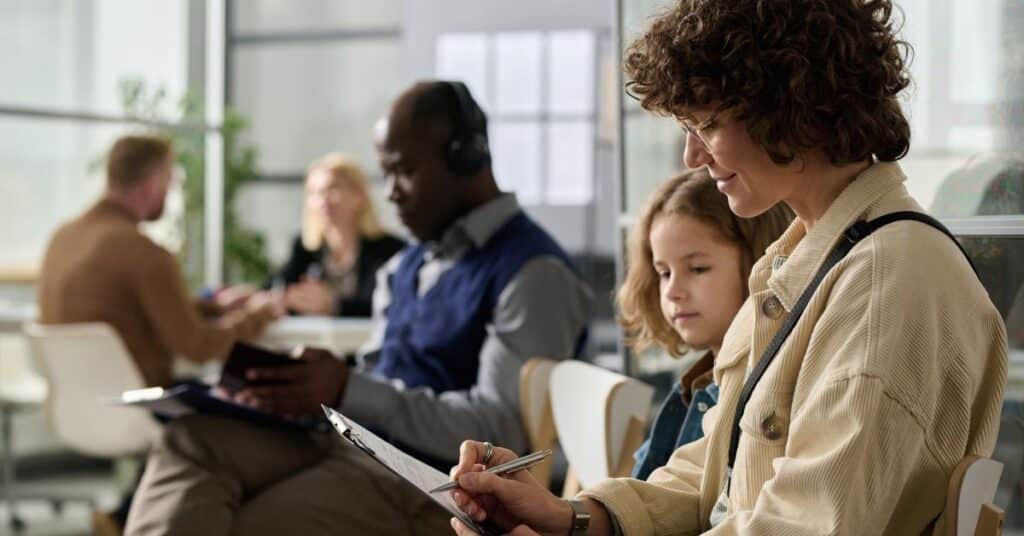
[618,169,793,356]
[624,0,912,165]
[106,134,173,189]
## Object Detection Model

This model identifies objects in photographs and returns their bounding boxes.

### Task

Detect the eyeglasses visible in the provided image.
[677,111,721,147]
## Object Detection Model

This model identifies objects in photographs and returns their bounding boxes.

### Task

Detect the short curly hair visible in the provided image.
[625,0,913,165]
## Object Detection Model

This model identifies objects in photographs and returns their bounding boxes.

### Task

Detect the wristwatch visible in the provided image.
[567,499,591,536]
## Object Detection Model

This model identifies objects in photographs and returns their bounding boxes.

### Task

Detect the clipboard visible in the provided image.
[219,342,302,391]
[322,406,502,536]
[113,380,328,432]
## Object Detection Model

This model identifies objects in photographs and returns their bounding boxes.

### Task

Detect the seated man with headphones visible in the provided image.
[123,80,593,536]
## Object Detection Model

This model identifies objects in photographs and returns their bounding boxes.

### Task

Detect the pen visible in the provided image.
[428,449,553,493]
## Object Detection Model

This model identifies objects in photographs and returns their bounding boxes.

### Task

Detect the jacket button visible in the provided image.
[761,296,785,319]
[761,414,785,440]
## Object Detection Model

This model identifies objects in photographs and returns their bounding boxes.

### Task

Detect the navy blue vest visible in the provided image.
[372,212,581,393]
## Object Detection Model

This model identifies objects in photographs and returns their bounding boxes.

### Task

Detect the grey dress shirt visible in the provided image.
[340,193,593,461]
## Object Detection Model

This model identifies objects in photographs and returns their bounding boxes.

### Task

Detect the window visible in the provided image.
[228,0,402,176]
[0,0,199,277]
[436,30,599,205]
[226,0,403,263]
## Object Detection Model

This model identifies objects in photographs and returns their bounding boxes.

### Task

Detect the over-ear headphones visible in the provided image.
[444,81,491,177]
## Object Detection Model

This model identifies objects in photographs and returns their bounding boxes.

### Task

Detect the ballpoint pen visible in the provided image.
[428,449,553,493]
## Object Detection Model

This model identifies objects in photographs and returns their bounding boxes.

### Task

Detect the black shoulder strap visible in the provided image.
[724,211,975,489]
[860,211,977,274]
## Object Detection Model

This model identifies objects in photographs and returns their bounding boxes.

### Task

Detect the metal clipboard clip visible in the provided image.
[322,405,376,457]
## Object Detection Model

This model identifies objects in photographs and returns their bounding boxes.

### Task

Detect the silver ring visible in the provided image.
[482,442,494,465]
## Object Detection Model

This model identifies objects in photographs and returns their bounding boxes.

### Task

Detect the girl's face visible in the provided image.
[681,111,800,219]
[306,169,366,231]
[650,214,746,354]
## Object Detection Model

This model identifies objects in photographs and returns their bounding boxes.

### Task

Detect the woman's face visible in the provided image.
[651,213,746,354]
[306,169,366,230]
[681,111,800,219]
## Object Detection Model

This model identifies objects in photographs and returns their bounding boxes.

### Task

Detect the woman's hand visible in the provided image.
[284,279,337,315]
[447,440,574,536]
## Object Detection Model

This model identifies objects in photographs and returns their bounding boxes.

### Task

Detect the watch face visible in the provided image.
[569,499,591,533]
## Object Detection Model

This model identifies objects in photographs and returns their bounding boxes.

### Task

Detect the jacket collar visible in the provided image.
[751,161,909,311]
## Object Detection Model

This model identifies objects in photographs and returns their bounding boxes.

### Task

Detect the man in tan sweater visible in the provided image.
[37,134,278,388]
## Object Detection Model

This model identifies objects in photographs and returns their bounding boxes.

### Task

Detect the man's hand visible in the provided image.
[216,284,257,312]
[285,279,337,315]
[245,290,287,320]
[232,346,349,417]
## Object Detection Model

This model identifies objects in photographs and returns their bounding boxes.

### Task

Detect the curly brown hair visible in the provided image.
[617,169,793,357]
[624,0,912,165]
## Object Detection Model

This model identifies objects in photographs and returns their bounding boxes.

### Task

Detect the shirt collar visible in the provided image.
[428,193,521,257]
[679,351,715,404]
[754,161,909,310]
[93,198,138,224]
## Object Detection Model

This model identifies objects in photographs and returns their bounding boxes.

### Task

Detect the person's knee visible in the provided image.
[156,414,230,464]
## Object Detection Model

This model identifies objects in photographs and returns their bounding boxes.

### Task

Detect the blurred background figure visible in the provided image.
[38,134,278,389]
[265,153,405,317]
[35,134,279,534]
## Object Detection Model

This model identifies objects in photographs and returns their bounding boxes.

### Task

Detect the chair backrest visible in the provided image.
[23,322,161,458]
[0,335,48,407]
[941,456,1005,536]
[549,360,654,490]
[519,358,558,487]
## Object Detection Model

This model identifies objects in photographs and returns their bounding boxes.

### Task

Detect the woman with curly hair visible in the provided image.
[446,1,1008,534]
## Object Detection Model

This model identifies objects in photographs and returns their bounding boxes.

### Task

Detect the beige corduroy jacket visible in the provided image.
[581,162,1008,535]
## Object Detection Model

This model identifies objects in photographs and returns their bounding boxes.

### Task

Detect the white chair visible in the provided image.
[939,456,1005,536]
[549,360,654,496]
[1,334,52,532]
[518,358,558,488]
[23,322,161,458]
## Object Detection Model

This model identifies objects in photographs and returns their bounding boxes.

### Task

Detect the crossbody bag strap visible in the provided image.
[859,211,977,275]
[724,211,974,492]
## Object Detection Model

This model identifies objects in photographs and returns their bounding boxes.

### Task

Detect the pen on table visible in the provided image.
[429,449,553,493]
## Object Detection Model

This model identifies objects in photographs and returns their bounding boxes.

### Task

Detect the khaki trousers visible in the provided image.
[124,415,452,536]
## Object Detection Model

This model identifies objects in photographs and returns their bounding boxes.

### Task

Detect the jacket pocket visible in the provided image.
[731,386,794,511]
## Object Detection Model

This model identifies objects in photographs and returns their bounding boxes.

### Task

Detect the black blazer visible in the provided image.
[266,234,406,317]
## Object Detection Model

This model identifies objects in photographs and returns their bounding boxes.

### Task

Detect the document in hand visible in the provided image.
[322,406,502,536]
[113,379,327,431]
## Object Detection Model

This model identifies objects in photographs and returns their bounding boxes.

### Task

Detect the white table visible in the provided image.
[0,301,35,334]
[260,316,375,356]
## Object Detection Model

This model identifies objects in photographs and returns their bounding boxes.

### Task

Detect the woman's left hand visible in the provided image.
[284,279,337,315]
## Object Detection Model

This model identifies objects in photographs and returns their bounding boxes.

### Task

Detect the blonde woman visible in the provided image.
[269,153,404,317]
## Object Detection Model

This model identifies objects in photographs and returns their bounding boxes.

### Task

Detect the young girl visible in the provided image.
[620,169,792,480]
